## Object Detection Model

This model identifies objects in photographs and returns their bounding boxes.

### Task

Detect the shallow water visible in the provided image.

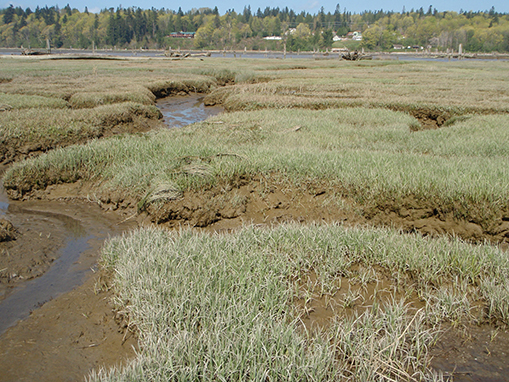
[156,94,223,127]
[0,189,132,335]
[0,233,91,334]
[1,48,507,62]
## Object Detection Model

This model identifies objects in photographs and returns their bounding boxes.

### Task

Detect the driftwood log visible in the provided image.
[341,50,371,61]
[21,48,50,56]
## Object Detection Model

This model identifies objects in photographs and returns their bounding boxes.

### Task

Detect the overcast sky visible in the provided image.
[3,0,507,16]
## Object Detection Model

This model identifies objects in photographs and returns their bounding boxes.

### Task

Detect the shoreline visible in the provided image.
[1,47,508,61]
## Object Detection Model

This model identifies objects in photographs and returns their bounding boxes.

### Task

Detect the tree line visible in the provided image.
[1,3,508,52]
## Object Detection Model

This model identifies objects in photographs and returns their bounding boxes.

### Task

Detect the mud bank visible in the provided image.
[0,274,137,382]
[0,106,162,166]
[0,193,139,382]
[24,174,509,249]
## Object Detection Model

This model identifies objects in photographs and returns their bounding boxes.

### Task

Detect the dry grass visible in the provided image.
[206,60,509,122]
[0,102,162,163]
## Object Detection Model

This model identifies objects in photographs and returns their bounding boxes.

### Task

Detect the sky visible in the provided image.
[2,0,508,16]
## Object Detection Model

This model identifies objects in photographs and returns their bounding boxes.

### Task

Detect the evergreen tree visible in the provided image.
[3,4,14,24]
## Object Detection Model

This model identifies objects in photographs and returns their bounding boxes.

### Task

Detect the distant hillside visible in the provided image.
[1,4,508,52]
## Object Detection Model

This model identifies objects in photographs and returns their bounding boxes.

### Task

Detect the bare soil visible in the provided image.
[0,186,138,382]
[78,175,508,247]
[430,324,509,381]
[0,274,137,382]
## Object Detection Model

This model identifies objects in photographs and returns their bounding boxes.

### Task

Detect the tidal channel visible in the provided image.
[0,94,223,336]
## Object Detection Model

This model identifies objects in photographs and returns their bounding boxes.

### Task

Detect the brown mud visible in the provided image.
[0,183,139,382]
[57,175,506,247]
[294,267,425,331]
[294,268,509,381]
[0,274,137,382]
[430,324,509,381]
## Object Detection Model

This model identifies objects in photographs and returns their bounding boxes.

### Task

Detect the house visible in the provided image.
[263,36,282,40]
[352,31,362,41]
[346,31,362,41]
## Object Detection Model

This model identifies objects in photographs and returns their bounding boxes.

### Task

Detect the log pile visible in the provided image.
[341,50,371,61]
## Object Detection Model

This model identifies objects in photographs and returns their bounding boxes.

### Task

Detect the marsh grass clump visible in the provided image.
[68,87,156,108]
[0,92,69,109]
[199,68,236,85]
[94,223,509,381]
[146,77,217,98]
[329,302,434,381]
[95,223,492,381]
[205,61,509,125]
[0,102,161,164]
[137,180,182,212]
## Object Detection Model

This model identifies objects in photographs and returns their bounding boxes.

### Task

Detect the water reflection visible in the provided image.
[157,94,223,128]
[0,235,92,334]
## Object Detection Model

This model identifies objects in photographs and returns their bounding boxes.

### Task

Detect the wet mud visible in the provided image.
[430,325,509,381]
[294,267,509,381]
[0,274,137,382]
[135,176,509,248]
[294,267,425,331]
[0,195,139,382]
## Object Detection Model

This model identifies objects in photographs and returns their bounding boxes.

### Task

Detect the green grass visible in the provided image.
[5,108,508,226]
[90,222,509,381]
[0,102,161,163]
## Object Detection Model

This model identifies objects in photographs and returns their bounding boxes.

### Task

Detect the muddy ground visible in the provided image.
[0,274,137,382]
[0,188,139,382]
[27,173,507,247]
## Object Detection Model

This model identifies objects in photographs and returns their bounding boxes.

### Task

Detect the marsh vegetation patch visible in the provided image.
[92,224,509,381]
[0,103,162,165]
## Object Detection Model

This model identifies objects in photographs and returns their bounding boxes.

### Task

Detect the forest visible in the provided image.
[0,3,508,52]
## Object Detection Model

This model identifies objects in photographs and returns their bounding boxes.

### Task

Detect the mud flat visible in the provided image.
[0,189,139,381]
